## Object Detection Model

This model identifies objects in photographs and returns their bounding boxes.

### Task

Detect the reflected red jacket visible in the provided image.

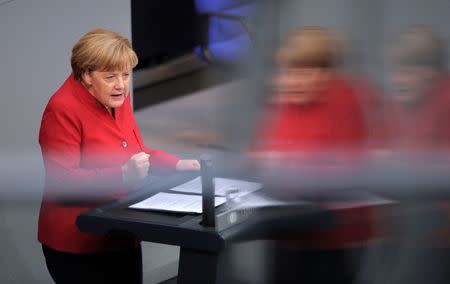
[384,76,450,150]
[253,75,387,248]
[38,74,179,253]
[255,75,367,152]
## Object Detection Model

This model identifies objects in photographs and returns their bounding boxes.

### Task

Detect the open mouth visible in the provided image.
[111,93,123,98]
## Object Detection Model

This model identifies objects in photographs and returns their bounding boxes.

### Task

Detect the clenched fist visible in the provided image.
[122,152,150,185]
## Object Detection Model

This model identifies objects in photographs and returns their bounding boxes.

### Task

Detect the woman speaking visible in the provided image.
[38,28,199,283]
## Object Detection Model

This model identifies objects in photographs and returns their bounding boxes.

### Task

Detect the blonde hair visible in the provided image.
[276,27,340,68]
[389,26,444,69]
[71,28,138,81]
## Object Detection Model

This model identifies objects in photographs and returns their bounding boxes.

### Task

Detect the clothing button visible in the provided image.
[121,140,128,148]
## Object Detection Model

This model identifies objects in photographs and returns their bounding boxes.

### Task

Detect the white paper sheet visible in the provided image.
[168,176,262,197]
[129,192,226,214]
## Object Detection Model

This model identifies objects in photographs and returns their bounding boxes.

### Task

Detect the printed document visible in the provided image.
[129,192,226,214]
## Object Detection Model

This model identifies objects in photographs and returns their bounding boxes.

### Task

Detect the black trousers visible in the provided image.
[42,245,142,284]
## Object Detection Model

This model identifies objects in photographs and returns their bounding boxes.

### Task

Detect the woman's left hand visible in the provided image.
[176,159,201,171]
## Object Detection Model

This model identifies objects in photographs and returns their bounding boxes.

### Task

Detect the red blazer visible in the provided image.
[38,74,179,253]
[255,74,367,152]
[384,75,450,150]
[253,75,386,248]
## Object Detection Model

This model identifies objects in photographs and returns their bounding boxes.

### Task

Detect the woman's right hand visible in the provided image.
[122,152,150,185]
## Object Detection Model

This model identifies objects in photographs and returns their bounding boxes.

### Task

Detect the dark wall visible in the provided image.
[131,0,198,69]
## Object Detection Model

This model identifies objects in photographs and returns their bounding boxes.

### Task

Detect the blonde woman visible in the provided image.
[38,28,199,283]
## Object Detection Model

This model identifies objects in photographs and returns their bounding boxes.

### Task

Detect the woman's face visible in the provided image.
[83,69,131,109]
[390,65,437,105]
[275,67,330,104]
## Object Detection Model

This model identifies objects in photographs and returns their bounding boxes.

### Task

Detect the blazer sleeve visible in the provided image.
[131,126,180,171]
[39,109,125,200]
[145,146,180,170]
